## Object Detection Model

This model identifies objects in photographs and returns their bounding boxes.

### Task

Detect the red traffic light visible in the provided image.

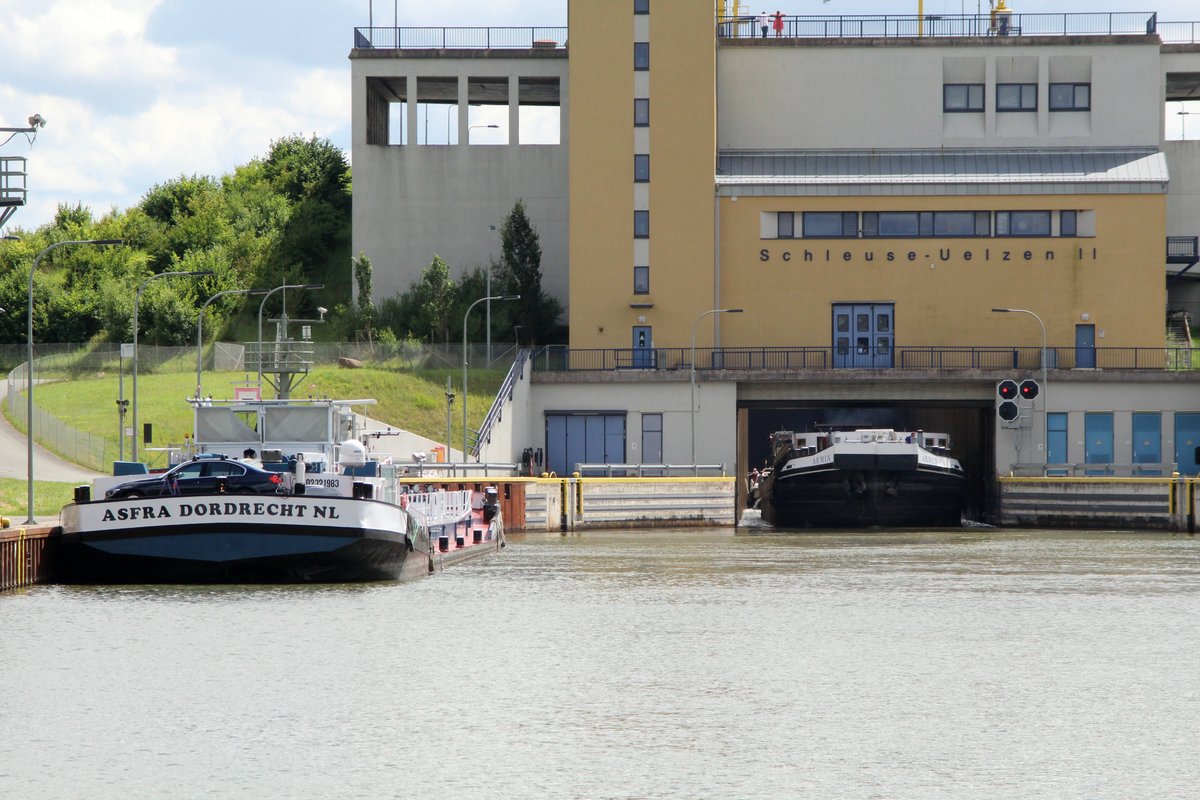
[1019,379,1040,400]
[997,379,1019,400]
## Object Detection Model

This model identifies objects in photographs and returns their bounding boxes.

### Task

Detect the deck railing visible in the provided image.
[717,12,1165,40]
[531,345,1199,373]
[353,26,567,50]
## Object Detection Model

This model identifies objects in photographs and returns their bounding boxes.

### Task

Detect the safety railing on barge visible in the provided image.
[531,345,1200,373]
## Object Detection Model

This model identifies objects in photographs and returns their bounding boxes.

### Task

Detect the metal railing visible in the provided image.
[717,12,1163,40]
[353,26,567,50]
[1158,20,1200,43]
[532,345,1200,373]
[1168,236,1200,260]
[471,349,530,459]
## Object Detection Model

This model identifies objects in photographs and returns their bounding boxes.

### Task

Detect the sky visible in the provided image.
[1,0,1197,232]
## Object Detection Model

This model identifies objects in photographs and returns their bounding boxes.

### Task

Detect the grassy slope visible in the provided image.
[19,365,506,469]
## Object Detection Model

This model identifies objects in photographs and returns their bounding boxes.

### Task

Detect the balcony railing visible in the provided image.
[353,26,567,50]
[717,12,1165,40]
[532,345,1198,373]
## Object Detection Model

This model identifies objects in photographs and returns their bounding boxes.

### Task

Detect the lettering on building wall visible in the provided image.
[759,247,1099,264]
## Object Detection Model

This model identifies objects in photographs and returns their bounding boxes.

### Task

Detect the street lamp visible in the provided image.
[196,287,268,398]
[25,238,121,523]
[690,307,743,466]
[132,270,213,463]
[257,283,324,392]
[992,307,1049,465]
[463,294,518,463]
[469,123,499,144]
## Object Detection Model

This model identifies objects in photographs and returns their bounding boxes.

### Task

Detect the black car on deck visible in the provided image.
[104,456,291,499]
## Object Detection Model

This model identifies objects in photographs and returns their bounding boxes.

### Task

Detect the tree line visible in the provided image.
[0,135,561,349]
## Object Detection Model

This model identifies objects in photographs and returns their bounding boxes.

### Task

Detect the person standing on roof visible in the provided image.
[756,11,769,39]
[772,11,784,37]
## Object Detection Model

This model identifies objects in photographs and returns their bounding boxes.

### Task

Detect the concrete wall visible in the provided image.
[521,477,737,531]
[350,53,569,308]
[1165,140,1200,237]
[995,376,1200,473]
[717,38,1164,150]
[530,377,739,468]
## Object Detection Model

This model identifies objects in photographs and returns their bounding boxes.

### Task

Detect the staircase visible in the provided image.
[1167,310,1193,369]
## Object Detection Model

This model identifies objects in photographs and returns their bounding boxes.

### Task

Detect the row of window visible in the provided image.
[770,209,1092,239]
[634,3,651,292]
[945,82,1091,112]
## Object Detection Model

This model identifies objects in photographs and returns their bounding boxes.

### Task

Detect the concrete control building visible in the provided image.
[350,4,1200,522]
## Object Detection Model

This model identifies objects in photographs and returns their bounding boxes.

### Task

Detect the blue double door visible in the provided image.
[833,303,894,368]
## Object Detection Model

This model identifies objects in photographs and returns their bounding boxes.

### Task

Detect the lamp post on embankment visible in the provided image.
[196,288,268,398]
[25,238,121,525]
[462,293,518,464]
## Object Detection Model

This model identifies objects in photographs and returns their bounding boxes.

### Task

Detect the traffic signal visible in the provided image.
[996,379,1020,423]
[1019,379,1040,400]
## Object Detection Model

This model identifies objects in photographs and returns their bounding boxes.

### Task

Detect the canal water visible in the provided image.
[3,527,1199,799]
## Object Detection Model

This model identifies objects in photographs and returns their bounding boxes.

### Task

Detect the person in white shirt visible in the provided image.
[756,11,769,39]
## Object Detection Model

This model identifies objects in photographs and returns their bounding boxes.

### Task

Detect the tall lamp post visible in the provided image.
[462,294,518,463]
[690,307,743,466]
[132,270,213,463]
[257,283,324,391]
[26,238,121,524]
[992,307,1048,464]
[196,288,268,398]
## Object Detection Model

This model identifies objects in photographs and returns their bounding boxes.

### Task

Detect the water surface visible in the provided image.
[3,528,1198,799]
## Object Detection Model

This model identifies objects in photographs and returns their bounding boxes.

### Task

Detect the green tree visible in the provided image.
[353,251,376,338]
[492,199,562,344]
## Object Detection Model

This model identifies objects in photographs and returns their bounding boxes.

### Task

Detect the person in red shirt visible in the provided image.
[772,11,784,37]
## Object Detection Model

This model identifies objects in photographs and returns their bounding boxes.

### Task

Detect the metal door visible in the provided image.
[1174,413,1200,477]
[832,304,893,368]
[632,326,655,368]
[1075,324,1096,369]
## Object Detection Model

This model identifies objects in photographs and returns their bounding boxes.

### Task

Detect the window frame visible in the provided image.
[777,211,795,239]
[634,42,650,71]
[633,98,649,127]
[634,154,650,183]
[995,210,1052,237]
[633,265,650,294]
[634,210,650,239]
[802,211,857,239]
[634,0,650,13]
[996,82,1037,112]
[943,83,984,113]
[1049,82,1091,111]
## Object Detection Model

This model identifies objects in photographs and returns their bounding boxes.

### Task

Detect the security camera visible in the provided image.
[27,114,46,128]
[317,306,328,320]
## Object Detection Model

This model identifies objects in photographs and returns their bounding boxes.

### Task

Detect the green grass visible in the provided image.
[0,478,76,518]
[11,366,507,470]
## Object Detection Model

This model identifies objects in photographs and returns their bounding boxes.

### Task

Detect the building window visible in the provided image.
[634,98,649,127]
[1060,210,1077,237]
[997,83,1037,111]
[943,83,984,112]
[634,154,650,182]
[634,210,649,238]
[803,212,857,238]
[777,212,795,239]
[1050,82,1090,111]
[996,211,1051,237]
[634,266,649,294]
[634,42,650,70]
[634,0,650,13]
[934,211,991,237]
